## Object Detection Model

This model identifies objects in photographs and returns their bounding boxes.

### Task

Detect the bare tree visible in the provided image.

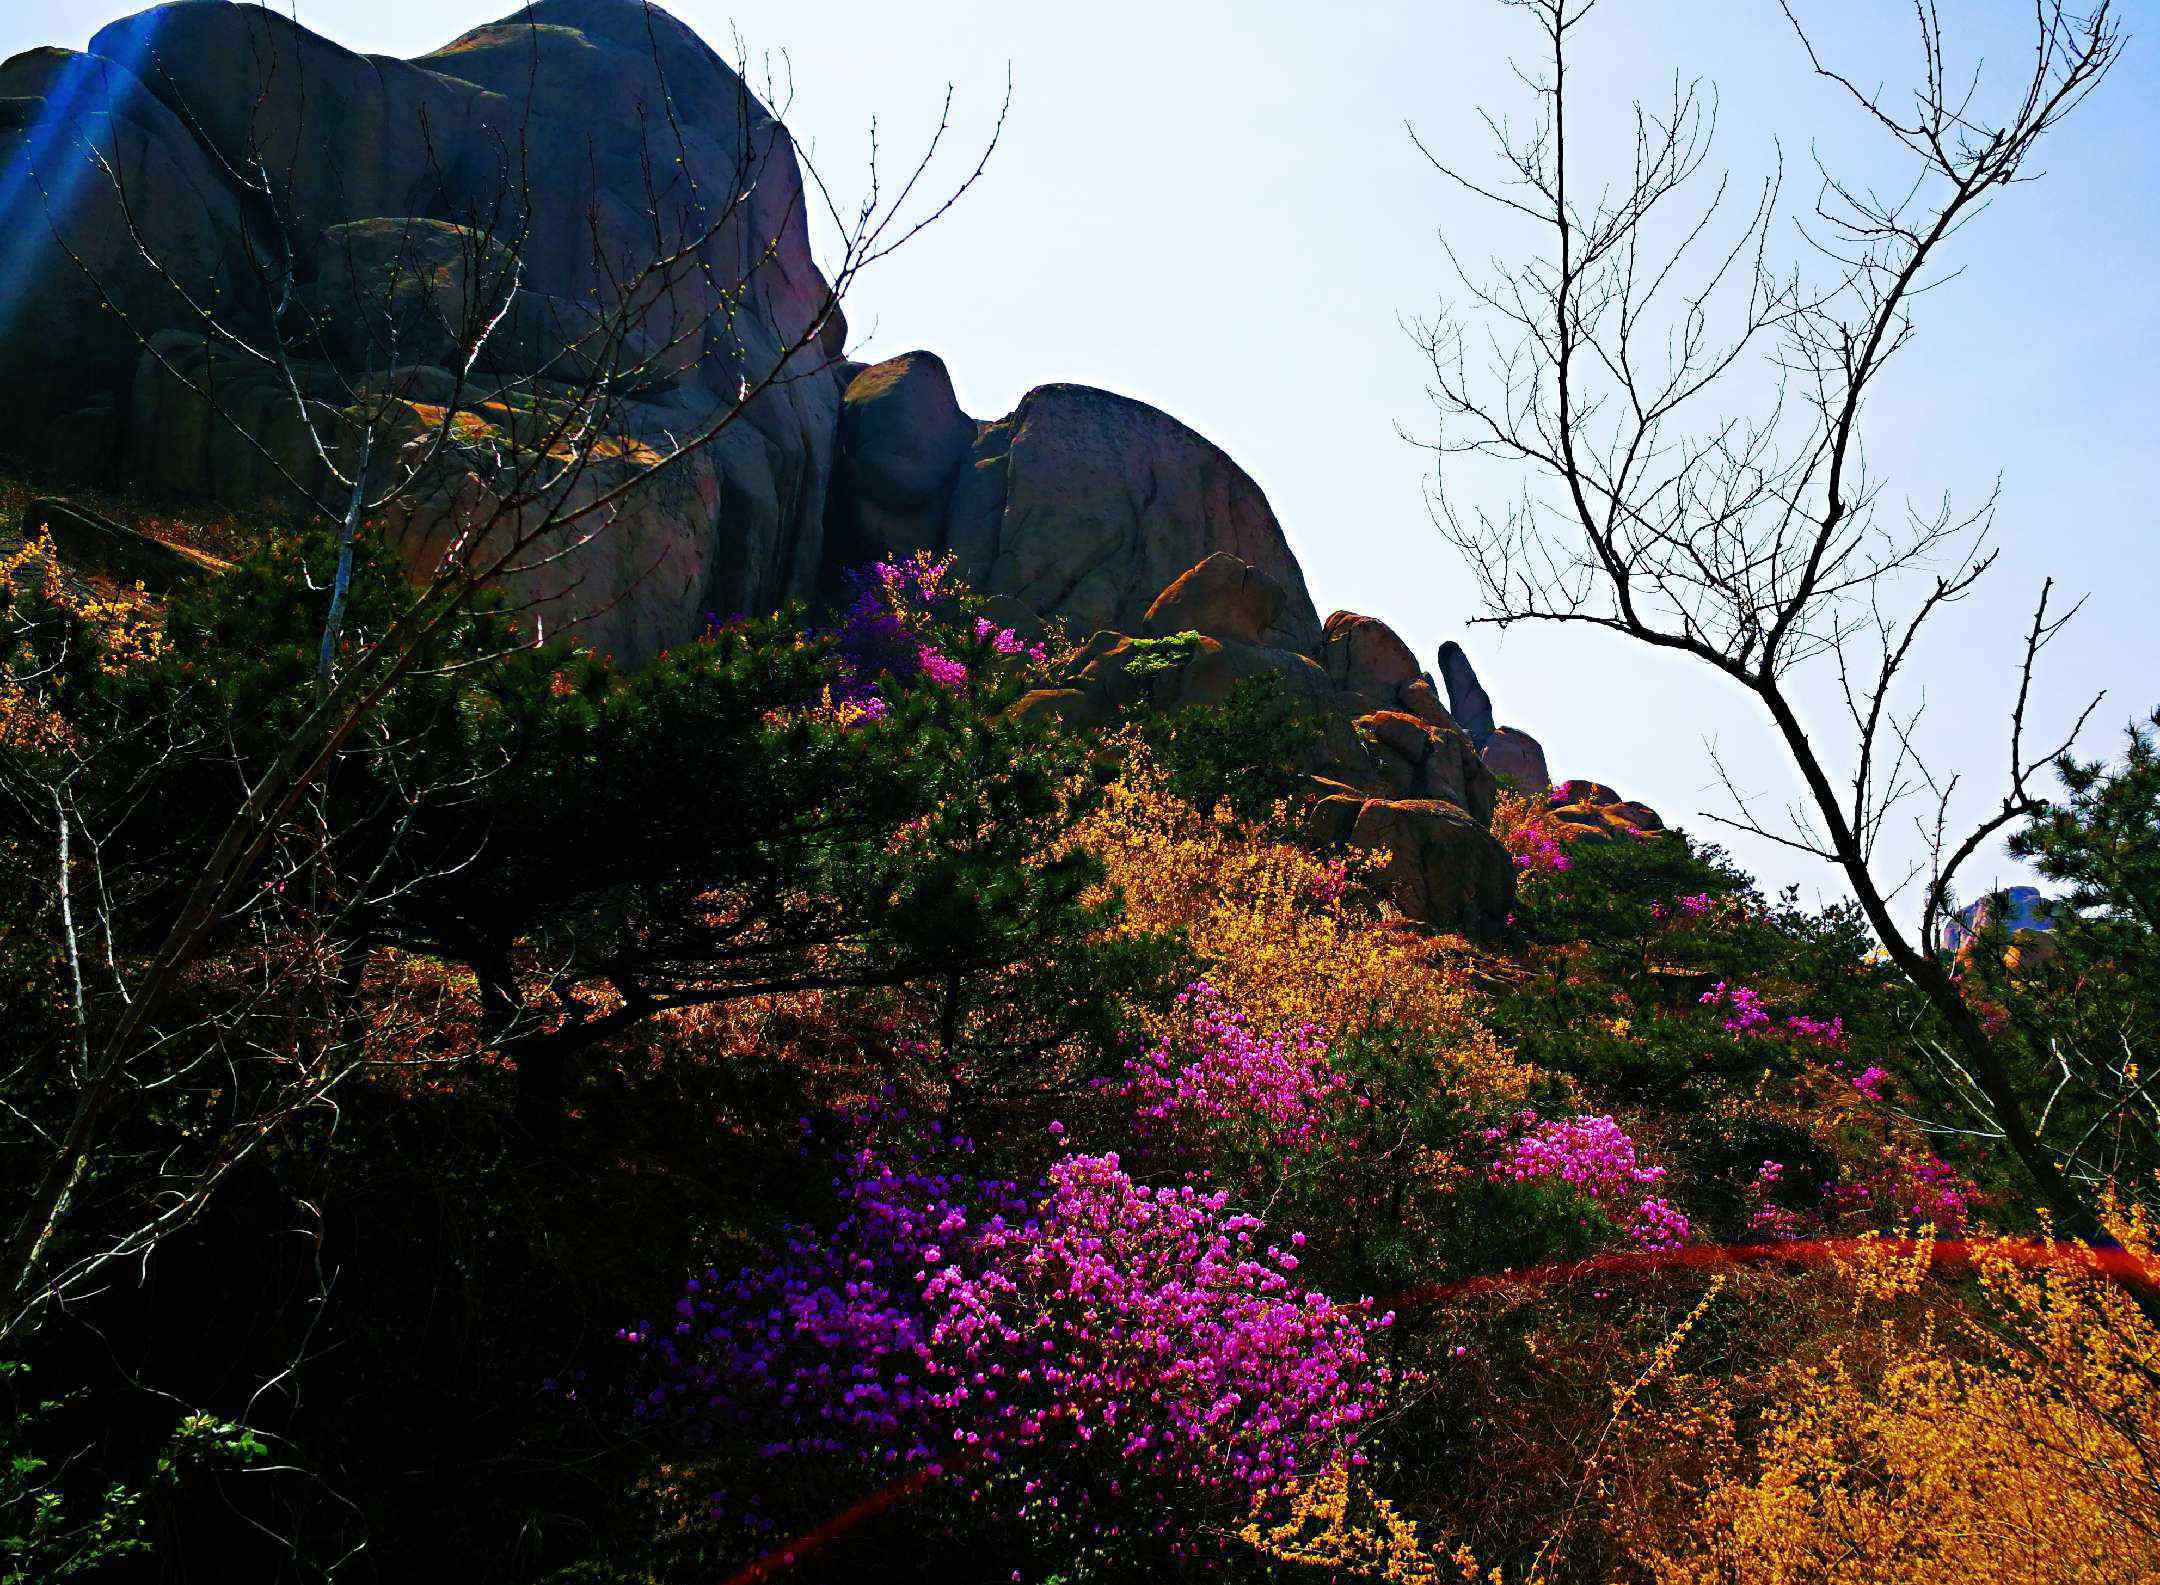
[3,3,1006,1340]
[1408,0,2130,1252]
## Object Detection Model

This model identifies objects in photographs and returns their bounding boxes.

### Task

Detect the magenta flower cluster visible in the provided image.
[1701,981,1770,1032]
[1126,982,1345,1152]
[1699,983,1847,1048]
[1825,1155,1973,1231]
[1850,1064,1891,1101]
[1512,827,1573,876]
[916,644,970,690]
[1305,858,1351,908]
[821,553,1049,720]
[1744,1159,1806,1240]
[1483,1111,1692,1251]
[624,1132,1389,1544]
[938,1151,1389,1518]
[973,615,1049,666]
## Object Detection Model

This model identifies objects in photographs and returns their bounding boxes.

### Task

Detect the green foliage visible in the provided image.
[1240,1022,1588,1296]
[1984,707,2160,1185]
[1116,631,1203,681]
[1,1361,147,1584]
[2011,706,2160,954]
[1145,672,1326,827]
[1494,825,1909,1104]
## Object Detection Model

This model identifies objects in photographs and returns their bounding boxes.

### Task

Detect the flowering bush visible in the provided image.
[1126,981,1346,1156]
[1493,788,1575,878]
[1744,1160,1808,1240]
[1484,1111,1692,1250]
[625,1133,1392,1559]
[816,551,1048,723]
[1700,983,1847,1048]
[1646,1228,2160,1584]
[1078,748,1530,1105]
[1824,1153,1975,1232]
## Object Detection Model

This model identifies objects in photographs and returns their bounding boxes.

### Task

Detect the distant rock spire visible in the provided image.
[1436,640,1496,749]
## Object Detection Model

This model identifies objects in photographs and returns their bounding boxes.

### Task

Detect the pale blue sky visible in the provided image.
[8,0,2156,910]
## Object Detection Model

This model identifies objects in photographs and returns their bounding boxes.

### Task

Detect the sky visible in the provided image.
[7,0,2157,917]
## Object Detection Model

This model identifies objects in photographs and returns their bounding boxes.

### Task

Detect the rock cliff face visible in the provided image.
[3,0,1639,931]
[4,0,842,659]
[829,355,1321,649]
[1942,885,2056,954]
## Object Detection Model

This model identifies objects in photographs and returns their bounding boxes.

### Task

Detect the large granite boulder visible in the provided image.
[1141,551,1292,644]
[829,360,1322,649]
[1307,794,1513,934]
[0,47,256,478]
[1354,710,1495,820]
[1323,612,1421,704]
[949,384,1320,648]
[3,0,843,662]
[838,352,976,515]
[1481,726,1551,792]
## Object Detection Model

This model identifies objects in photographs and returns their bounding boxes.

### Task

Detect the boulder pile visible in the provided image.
[2,0,1665,932]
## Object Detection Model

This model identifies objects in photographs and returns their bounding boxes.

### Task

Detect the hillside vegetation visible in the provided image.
[3,491,2155,1583]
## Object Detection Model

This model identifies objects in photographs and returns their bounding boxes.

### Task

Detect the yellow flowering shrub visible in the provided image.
[1242,1460,1449,1583]
[1643,1223,2160,1584]
[1076,745,1538,1108]
[0,530,165,756]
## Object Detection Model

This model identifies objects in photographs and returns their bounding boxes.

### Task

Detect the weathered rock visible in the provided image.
[1942,884,2056,953]
[1030,551,1518,928]
[1396,676,1452,729]
[1307,794,1513,934]
[1437,640,1496,749]
[1481,726,1550,791]
[88,4,506,257]
[1547,781,1666,843]
[300,217,513,371]
[0,46,255,476]
[1353,710,1495,819]
[838,351,977,516]
[824,351,979,579]
[3,0,1556,813]
[938,383,1321,648]
[1323,611,1422,704]
[1142,552,1289,644]
[1004,687,1105,731]
[5,0,844,664]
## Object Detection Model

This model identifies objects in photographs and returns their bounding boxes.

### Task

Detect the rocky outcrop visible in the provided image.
[830,359,1321,649]
[834,352,978,551]
[1941,885,2056,954]
[7,0,1358,674]
[1009,551,1510,931]
[3,0,842,661]
[1308,794,1513,933]
[1437,639,1558,793]
[1547,780,1666,842]
[8,0,1554,934]
[1437,641,1497,749]
[0,47,255,480]
[1481,726,1551,792]
[1354,710,1494,820]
